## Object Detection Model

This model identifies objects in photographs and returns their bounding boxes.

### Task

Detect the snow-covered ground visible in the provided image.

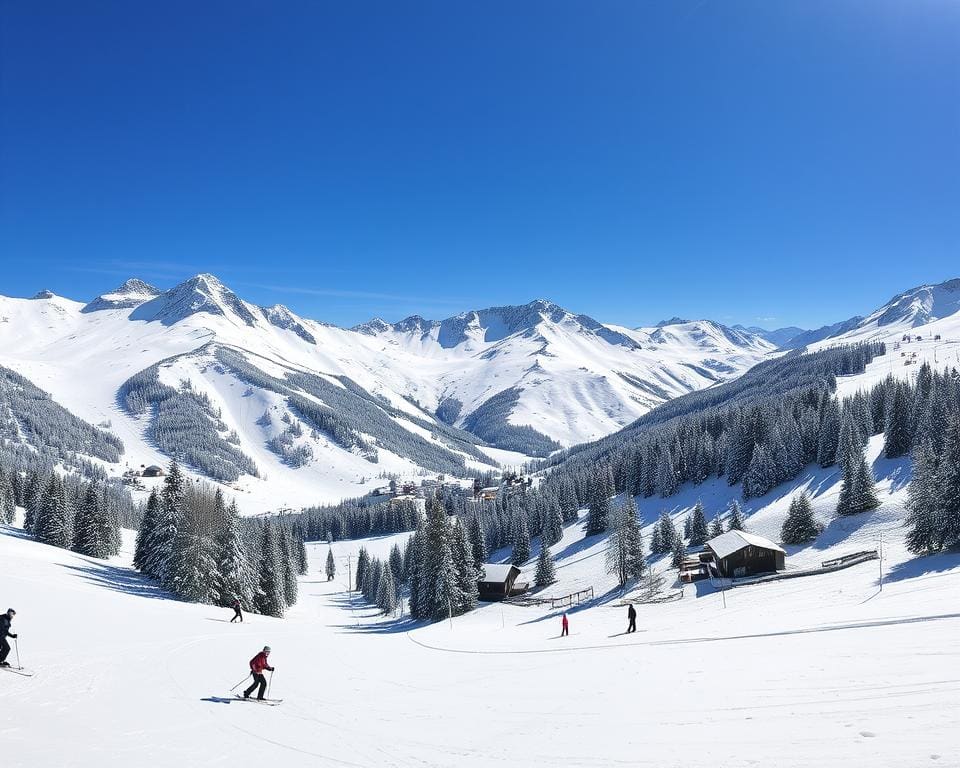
[2,454,958,768]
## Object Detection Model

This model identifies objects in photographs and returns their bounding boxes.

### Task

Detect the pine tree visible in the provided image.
[389,542,404,585]
[376,565,397,615]
[325,546,336,580]
[708,515,723,539]
[254,522,285,617]
[670,533,687,569]
[726,499,745,531]
[687,501,709,546]
[35,474,69,548]
[817,398,841,467]
[606,498,645,586]
[586,465,612,534]
[450,519,478,614]
[72,484,109,558]
[836,436,879,516]
[23,473,42,534]
[511,512,531,565]
[152,462,185,585]
[355,547,370,592]
[649,524,664,555]
[542,495,564,546]
[215,504,254,607]
[468,514,487,570]
[884,382,912,458]
[0,471,15,524]
[534,543,556,587]
[134,489,160,573]
[904,441,940,554]
[935,413,960,549]
[420,497,458,622]
[780,492,820,544]
[657,511,677,553]
[279,533,299,607]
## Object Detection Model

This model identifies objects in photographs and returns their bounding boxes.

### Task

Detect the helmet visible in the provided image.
[263,645,271,652]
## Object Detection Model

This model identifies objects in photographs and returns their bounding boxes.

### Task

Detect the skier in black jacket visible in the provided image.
[626,604,637,634]
[0,608,17,667]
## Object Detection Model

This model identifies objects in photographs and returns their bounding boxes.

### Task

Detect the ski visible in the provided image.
[234,694,282,706]
[0,667,33,677]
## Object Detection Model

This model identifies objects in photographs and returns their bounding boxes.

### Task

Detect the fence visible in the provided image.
[506,586,594,609]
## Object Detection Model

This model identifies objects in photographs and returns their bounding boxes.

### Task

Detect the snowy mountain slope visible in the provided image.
[357,304,777,448]
[0,277,777,510]
[797,278,960,351]
[2,439,958,768]
[733,324,808,348]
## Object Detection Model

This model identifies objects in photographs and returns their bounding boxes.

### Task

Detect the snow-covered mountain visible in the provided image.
[805,278,960,350]
[354,302,776,450]
[0,275,778,509]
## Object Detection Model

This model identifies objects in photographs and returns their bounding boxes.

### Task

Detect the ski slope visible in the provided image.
[2,472,958,768]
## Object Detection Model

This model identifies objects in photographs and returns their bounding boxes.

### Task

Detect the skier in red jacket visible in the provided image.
[243,646,275,700]
[561,613,569,637]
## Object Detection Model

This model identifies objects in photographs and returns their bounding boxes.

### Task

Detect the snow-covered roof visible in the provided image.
[480,564,519,583]
[706,531,785,560]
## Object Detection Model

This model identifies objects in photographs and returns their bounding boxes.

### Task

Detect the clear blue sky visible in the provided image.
[1,1,958,329]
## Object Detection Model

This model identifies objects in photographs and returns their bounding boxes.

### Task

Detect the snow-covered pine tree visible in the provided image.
[657,511,677,553]
[167,490,219,603]
[450,518,478,614]
[325,546,336,580]
[883,382,912,459]
[542,494,564,546]
[468,514,487,571]
[670,533,687,569]
[511,511,531,565]
[35,474,70,548]
[687,501,709,546]
[606,497,644,586]
[649,524,664,555]
[0,471,14,524]
[708,515,723,539]
[152,461,185,585]
[904,440,940,554]
[254,521,286,617]
[376,565,396,615]
[215,503,254,608]
[389,542,404,584]
[682,515,692,539]
[817,398,841,467]
[355,547,370,592]
[558,477,580,523]
[23,473,42,534]
[72,484,110,558]
[935,412,960,549]
[406,526,426,619]
[133,488,160,574]
[420,496,458,622]
[534,543,556,587]
[279,532,299,607]
[835,434,879,516]
[586,464,612,534]
[726,499,745,531]
[780,492,820,545]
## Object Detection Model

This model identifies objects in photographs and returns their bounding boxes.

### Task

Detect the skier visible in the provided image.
[627,603,637,634]
[229,598,243,623]
[0,608,17,667]
[561,613,569,637]
[242,645,275,700]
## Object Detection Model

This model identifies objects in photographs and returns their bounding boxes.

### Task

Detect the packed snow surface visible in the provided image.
[2,442,958,768]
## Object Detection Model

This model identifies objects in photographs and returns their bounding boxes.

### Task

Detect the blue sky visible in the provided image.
[1,1,958,329]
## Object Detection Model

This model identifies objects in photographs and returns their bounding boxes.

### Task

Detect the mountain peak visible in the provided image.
[82,278,160,313]
[30,289,56,300]
[655,316,690,327]
[130,273,257,327]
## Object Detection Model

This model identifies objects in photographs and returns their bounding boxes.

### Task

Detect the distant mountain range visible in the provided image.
[1,274,957,509]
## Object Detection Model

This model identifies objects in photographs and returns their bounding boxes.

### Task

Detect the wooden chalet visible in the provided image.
[477,563,526,601]
[705,531,785,578]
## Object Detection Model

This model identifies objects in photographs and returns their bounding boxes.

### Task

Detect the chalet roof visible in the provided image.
[144,465,163,472]
[706,531,785,560]
[479,564,519,583]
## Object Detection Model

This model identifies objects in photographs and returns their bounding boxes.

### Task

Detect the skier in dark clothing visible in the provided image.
[230,599,243,623]
[0,608,17,667]
[627,603,637,634]
[243,646,275,700]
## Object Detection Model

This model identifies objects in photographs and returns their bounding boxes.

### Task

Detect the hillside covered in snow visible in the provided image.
[0,274,777,510]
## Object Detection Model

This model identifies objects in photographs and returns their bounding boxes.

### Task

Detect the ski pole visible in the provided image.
[14,637,20,671]
[267,669,274,699]
[230,672,251,692]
